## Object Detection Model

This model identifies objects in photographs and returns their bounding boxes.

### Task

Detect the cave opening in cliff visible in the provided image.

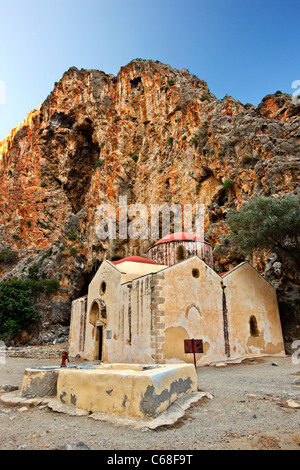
[130,76,142,89]
[40,116,100,214]
[65,123,101,213]
[76,260,102,298]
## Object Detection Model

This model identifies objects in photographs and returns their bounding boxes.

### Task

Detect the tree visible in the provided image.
[0,278,40,338]
[226,195,300,257]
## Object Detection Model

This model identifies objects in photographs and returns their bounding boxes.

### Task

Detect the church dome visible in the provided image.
[112,256,158,265]
[152,232,209,246]
[148,232,213,269]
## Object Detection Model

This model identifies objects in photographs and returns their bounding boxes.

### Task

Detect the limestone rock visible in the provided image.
[57,442,90,450]
[0,59,299,350]
[282,399,300,409]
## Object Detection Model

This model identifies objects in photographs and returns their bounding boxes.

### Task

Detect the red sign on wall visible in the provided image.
[184,339,203,354]
[184,339,203,369]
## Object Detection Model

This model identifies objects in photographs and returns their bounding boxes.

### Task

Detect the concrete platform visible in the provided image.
[57,363,197,419]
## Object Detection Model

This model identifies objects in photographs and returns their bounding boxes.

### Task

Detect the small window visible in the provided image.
[100,281,106,295]
[249,315,259,337]
[177,245,186,262]
[192,268,200,278]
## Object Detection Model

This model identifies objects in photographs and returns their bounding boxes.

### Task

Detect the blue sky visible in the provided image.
[0,0,299,140]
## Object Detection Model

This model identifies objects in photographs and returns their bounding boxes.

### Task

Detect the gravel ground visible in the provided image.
[0,354,299,451]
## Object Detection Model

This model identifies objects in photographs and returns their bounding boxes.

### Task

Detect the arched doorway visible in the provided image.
[89,299,107,360]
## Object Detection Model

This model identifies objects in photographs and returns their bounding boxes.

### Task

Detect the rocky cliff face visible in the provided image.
[0,59,299,349]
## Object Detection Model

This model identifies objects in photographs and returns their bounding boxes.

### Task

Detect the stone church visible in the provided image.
[69,232,285,366]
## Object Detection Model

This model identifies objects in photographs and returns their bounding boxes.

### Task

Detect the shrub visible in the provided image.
[131,154,138,163]
[0,278,40,337]
[40,181,47,188]
[70,247,78,257]
[167,79,175,86]
[0,250,18,263]
[167,136,174,146]
[200,95,210,102]
[25,279,42,296]
[226,195,300,256]
[28,264,40,281]
[114,116,121,123]
[40,279,60,295]
[223,179,235,191]
[190,136,198,146]
[68,232,78,241]
[26,220,32,227]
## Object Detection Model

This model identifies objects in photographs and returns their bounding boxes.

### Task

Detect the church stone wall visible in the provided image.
[150,257,226,366]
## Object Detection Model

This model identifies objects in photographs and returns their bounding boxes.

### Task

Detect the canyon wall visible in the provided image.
[0,59,299,350]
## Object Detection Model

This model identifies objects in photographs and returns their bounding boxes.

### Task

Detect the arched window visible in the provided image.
[177,244,186,262]
[100,281,106,295]
[89,299,107,326]
[192,268,200,278]
[249,315,259,337]
[90,301,100,326]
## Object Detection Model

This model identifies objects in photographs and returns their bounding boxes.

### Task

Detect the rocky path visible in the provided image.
[0,349,299,451]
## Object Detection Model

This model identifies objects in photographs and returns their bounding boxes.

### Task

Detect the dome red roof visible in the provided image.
[151,232,210,247]
[112,256,158,265]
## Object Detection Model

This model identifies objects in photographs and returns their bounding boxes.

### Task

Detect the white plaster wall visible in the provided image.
[69,296,87,358]
[223,262,285,358]
[129,275,153,363]
[84,261,122,360]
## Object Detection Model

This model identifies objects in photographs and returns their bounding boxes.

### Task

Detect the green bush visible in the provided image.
[223,179,235,191]
[40,181,47,188]
[0,250,18,263]
[68,232,78,241]
[167,79,175,86]
[200,95,210,102]
[167,136,174,146]
[0,278,40,337]
[25,279,43,296]
[40,279,60,295]
[226,195,300,256]
[28,264,40,281]
[70,247,78,257]
[131,154,139,163]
